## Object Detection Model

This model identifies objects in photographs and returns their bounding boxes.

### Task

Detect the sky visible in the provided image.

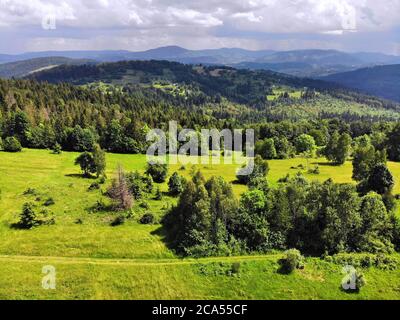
[0,0,399,55]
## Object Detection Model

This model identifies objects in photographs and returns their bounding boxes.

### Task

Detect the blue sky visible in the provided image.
[0,0,399,55]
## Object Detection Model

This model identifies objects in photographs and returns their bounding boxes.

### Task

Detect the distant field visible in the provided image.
[0,149,399,299]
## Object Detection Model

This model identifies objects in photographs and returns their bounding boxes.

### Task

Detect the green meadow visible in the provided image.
[0,149,399,300]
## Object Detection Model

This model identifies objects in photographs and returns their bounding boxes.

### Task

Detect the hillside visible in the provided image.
[24,60,400,120]
[0,57,94,78]
[322,65,400,102]
[2,46,400,77]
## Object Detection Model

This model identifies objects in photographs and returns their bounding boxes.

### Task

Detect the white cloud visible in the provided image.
[0,0,398,53]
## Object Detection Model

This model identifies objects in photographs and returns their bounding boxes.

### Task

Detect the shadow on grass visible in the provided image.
[65,173,96,179]
[339,286,360,294]
[150,225,181,256]
[311,162,341,167]
[9,222,27,230]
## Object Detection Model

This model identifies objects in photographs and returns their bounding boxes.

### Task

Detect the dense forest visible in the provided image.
[0,60,400,154]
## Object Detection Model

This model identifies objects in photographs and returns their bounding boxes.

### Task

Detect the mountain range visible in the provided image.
[1,46,400,102]
[1,46,400,77]
[321,64,400,102]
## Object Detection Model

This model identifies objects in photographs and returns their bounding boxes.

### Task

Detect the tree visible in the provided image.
[107,165,133,210]
[278,249,305,274]
[236,155,269,185]
[74,152,96,176]
[168,172,185,196]
[335,133,352,165]
[352,143,385,182]
[324,131,339,163]
[365,164,394,195]
[255,138,277,159]
[309,129,327,147]
[162,172,211,254]
[51,142,62,154]
[273,136,293,159]
[64,125,96,152]
[92,144,106,178]
[324,131,352,165]
[357,192,393,253]
[294,134,316,156]
[3,136,22,152]
[387,123,400,161]
[233,190,269,251]
[17,202,54,229]
[146,161,168,183]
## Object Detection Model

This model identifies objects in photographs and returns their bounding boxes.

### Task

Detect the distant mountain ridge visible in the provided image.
[321,64,400,102]
[0,57,95,78]
[1,46,400,77]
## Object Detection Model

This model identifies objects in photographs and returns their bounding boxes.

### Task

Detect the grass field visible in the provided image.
[0,149,399,300]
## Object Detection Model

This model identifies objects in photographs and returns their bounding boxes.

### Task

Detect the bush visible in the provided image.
[17,202,55,229]
[23,188,38,196]
[3,136,22,152]
[110,215,125,226]
[230,262,241,275]
[308,165,320,174]
[155,187,163,200]
[139,201,150,209]
[43,197,55,206]
[140,212,155,224]
[279,249,305,274]
[146,162,168,183]
[88,182,100,191]
[51,143,62,154]
[328,253,398,270]
[168,172,185,196]
[342,269,366,293]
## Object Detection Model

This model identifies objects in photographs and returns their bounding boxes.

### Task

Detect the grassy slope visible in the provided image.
[0,149,399,299]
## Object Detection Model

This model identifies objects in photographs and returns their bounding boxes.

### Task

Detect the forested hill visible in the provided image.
[321,64,400,102]
[26,60,339,105]
[0,57,94,79]
[26,59,400,114]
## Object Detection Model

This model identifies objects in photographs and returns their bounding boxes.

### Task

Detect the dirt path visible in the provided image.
[0,253,280,266]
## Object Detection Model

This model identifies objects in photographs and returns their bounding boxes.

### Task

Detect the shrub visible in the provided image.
[75,152,96,177]
[90,199,108,213]
[17,203,55,229]
[145,162,168,183]
[155,187,163,200]
[3,136,22,152]
[168,172,185,196]
[88,182,100,191]
[308,165,320,174]
[43,197,55,206]
[230,262,241,275]
[110,215,125,226]
[140,212,155,224]
[279,249,305,274]
[139,201,150,209]
[23,188,37,196]
[342,269,366,293]
[51,143,62,154]
[107,165,133,210]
